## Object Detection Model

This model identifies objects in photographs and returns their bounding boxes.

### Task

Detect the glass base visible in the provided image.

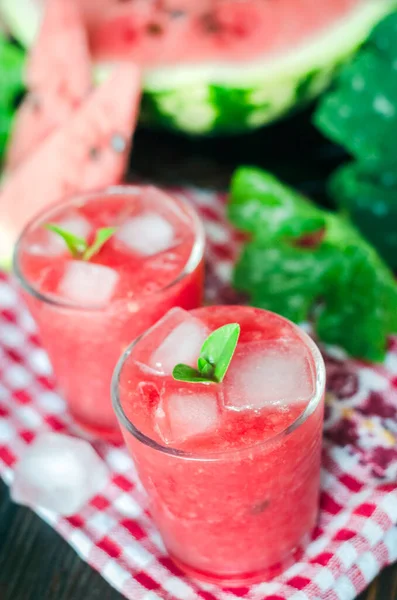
[71,416,123,444]
[170,545,304,587]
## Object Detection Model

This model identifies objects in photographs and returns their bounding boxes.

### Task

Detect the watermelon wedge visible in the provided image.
[0,62,141,269]
[1,0,396,134]
[6,0,91,170]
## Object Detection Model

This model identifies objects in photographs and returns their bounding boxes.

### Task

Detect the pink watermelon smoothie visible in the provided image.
[13,186,205,441]
[113,305,325,584]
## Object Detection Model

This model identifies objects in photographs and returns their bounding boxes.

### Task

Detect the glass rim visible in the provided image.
[12,185,206,311]
[111,307,326,462]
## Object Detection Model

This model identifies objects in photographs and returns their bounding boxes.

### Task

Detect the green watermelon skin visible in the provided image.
[6,0,91,170]
[0,63,141,270]
[139,67,337,135]
[2,0,397,135]
[136,1,397,134]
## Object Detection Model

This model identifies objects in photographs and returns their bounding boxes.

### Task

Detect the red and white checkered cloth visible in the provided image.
[1,188,397,600]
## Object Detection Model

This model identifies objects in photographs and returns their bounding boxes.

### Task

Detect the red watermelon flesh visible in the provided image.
[6,0,91,171]
[87,0,362,66]
[0,62,141,266]
[27,0,91,92]
[12,0,367,67]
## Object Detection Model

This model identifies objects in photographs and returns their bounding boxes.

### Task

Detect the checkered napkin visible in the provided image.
[1,188,397,600]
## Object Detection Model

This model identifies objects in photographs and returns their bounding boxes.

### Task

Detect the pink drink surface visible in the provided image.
[16,187,204,440]
[118,306,325,584]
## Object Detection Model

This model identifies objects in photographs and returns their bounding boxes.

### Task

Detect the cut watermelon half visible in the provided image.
[0,62,141,269]
[6,0,91,170]
[1,0,396,134]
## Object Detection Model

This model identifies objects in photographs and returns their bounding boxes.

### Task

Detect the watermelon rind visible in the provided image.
[0,0,40,47]
[1,0,396,134]
[135,0,397,134]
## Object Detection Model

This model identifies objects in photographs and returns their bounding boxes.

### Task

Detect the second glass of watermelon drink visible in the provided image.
[112,305,325,585]
[13,186,205,441]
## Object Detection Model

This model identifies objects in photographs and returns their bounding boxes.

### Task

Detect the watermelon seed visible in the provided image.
[89,147,100,160]
[201,13,221,34]
[146,22,164,36]
[111,134,127,154]
[251,499,270,514]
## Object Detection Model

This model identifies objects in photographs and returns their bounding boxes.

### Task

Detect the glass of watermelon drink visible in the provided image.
[13,186,205,442]
[112,305,325,585]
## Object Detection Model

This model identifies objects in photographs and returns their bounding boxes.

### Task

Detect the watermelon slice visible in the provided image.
[0,62,141,269]
[6,0,91,170]
[1,0,396,134]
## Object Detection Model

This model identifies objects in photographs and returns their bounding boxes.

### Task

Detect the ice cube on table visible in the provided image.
[58,261,119,306]
[155,387,220,445]
[115,212,175,257]
[149,309,209,375]
[29,214,92,257]
[11,433,108,516]
[223,340,315,411]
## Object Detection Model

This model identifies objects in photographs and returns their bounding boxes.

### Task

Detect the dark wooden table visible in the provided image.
[1,111,396,599]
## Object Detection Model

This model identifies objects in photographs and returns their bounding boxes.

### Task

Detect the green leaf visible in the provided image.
[197,357,215,378]
[313,11,397,271]
[228,167,326,240]
[172,364,213,384]
[45,223,88,257]
[172,323,240,384]
[228,166,397,362]
[83,227,116,261]
[329,162,397,270]
[44,225,116,261]
[314,12,397,174]
[233,240,337,324]
[199,323,240,383]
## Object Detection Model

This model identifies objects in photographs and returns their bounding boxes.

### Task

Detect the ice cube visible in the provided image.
[115,212,175,256]
[11,433,108,516]
[155,388,220,444]
[223,341,315,411]
[30,214,92,257]
[58,261,119,305]
[149,312,209,375]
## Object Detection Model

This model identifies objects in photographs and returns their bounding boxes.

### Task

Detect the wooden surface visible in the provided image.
[1,111,396,599]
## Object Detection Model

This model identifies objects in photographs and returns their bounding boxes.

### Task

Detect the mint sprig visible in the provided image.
[172,323,240,384]
[83,227,116,261]
[45,224,116,261]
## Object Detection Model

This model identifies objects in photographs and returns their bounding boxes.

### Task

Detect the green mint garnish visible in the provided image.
[45,224,87,258]
[172,365,213,383]
[172,323,240,384]
[82,227,116,261]
[45,224,116,261]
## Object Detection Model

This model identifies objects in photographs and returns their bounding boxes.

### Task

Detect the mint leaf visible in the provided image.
[234,240,338,324]
[83,227,116,261]
[199,323,240,383]
[329,162,397,270]
[314,12,397,174]
[229,167,326,240]
[172,323,240,384]
[228,166,397,362]
[45,223,88,257]
[172,364,212,384]
[44,224,116,261]
[197,357,215,378]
